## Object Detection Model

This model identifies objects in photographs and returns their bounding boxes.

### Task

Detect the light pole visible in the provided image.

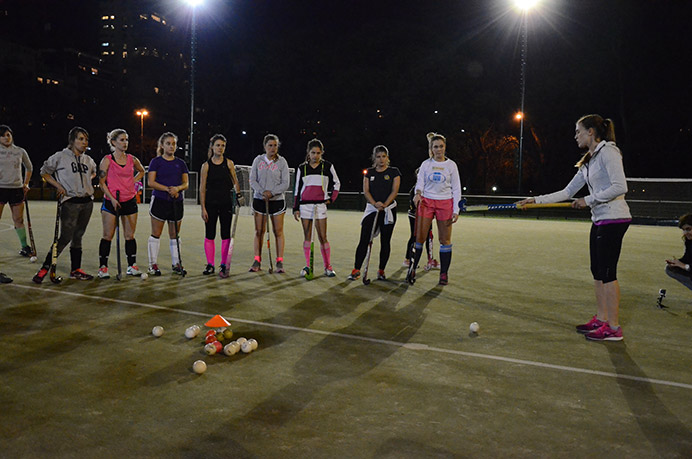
[185,0,202,170]
[515,0,537,194]
[136,109,149,155]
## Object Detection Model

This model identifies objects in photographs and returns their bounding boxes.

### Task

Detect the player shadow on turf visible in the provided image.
[606,344,692,456]
[225,284,439,430]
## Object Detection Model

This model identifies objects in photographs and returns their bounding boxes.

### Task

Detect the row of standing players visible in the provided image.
[2,118,692,342]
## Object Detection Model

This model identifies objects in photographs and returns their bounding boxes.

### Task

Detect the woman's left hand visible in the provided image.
[451,213,459,223]
[572,198,587,209]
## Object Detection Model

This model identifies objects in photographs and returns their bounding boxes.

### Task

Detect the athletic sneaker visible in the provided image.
[585,323,623,341]
[348,269,361,280]
[172,263,187,276]
[70,269,94,281]
[402,259,411,267]
[203,264,215,275]
[19,246,32,257]
[275,261,285,274]
[377,269,386,281]
[575,315,605,334]
[98,266,110,279]
[0,272,13,284]
[300,266,310,277]
[438,273,448,285]
[127,265,142,276]
[148,264,162,276]
[249,260,261,272]
[325,266,336,277]
[430,259,440,270]
[33,267,48,284]
[218,264,229,278]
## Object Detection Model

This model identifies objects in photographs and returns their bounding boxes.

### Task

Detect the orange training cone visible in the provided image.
[205,314,231,328]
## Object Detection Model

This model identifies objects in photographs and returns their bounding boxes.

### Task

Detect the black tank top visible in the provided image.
[205,159,234,205]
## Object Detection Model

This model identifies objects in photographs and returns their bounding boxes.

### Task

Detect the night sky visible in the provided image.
[2,0,691,193]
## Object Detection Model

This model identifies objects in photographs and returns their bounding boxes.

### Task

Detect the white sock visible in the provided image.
[148,236,160,266]
[170,239,180,266]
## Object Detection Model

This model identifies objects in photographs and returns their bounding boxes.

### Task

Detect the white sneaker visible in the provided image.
[324,266,336,277]
[300,266,309,277]
[127,265,142,276]
[97,266,110,279]
[402,259,411,268]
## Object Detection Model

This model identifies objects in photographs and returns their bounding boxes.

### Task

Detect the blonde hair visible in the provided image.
[156,132,178,156]
[426,132,446,158]
[371,145,390,167]
[107,129,128,153]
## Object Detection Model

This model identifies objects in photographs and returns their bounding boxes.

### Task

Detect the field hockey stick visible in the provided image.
[228,190,239,266]
[24,198,37,259]
[459,199,573,212]
[265,199,274,274]
[405,209,418,285]
[114,191,122,280]
[173,197,186,277]
[362,210,380,285]
[305,205,316,280]
[49,200,62,284]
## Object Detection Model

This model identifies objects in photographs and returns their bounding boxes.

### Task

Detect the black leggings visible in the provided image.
[354,211,396,270]
[589,222,629,283]
[205,202,233,240]
[405,215,432,260]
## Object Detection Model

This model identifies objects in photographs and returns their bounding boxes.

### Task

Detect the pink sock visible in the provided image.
[204,239,215,265]
[303,241,311,266]
[220,239,230,265]
[320,242,331,268]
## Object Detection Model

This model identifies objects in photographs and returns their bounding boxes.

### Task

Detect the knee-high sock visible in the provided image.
[204,238,215,265]
[413,242,424,269]
[303,241,311,266]
[99,238,111,267]
[70,247,82,271]
[440,244,452,274]
[170,239,180,266]
[125,239,136,266]
[148,235,160,266]
[320,242,331,268]
[220,239,230,266]
[16,227,27,247]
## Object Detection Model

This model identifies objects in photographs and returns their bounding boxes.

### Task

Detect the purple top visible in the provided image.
[149,156,189,202]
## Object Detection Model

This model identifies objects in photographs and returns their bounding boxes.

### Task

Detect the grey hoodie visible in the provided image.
[249,154,290,201]
[40,148,97,201]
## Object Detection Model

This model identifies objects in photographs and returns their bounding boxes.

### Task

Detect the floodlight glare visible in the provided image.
[515,0,538,10]
[186,0,203,6]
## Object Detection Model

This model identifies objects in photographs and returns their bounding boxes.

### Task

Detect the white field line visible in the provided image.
[8,284,692,391]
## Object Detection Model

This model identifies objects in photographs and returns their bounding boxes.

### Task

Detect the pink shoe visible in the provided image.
[585,323,623,341]
[575,315,605,334]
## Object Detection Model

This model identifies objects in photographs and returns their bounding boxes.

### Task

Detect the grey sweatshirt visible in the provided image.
[40,148,97,200]
[535,141,631,222]
[0,144,33,188]
[249,154,290,201]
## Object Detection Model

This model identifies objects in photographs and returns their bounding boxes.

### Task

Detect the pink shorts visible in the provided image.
[418,197,454,221]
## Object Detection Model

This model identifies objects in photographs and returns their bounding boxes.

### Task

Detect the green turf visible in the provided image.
[1,202,691,457]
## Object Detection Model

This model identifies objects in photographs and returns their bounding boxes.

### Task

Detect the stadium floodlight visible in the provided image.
[515,0,538,10]
[185,0,203,6]
[183,0,203,173]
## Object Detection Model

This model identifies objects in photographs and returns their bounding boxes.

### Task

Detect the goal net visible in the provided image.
[626,178,692,224]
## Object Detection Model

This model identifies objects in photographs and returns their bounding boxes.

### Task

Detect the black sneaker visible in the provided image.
[0,272,13,284]
[172,263,187,276]
[19,246,32,257]
[203,264,215,275]
[148,264,162,276]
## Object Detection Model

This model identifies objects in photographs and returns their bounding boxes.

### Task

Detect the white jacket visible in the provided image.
[535,141,631,222]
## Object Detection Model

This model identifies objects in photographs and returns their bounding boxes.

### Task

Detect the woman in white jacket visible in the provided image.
[518,114,631,341]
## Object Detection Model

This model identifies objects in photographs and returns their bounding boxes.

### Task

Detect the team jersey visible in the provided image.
[293,159,340,211]
[365,166,400,202]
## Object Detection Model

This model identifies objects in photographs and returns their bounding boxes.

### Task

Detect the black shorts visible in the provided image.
[252,198,286,216]
[101,197,139,216]
[149,196,184,222]
[589,222,629,283]
[0,188,24,205]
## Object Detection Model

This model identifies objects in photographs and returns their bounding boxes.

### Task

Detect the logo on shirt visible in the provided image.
[384,175,390,181]
[72,162,90,174]
[429,171,446,183]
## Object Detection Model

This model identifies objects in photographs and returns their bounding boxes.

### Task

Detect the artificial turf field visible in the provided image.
[1,201,691,458]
